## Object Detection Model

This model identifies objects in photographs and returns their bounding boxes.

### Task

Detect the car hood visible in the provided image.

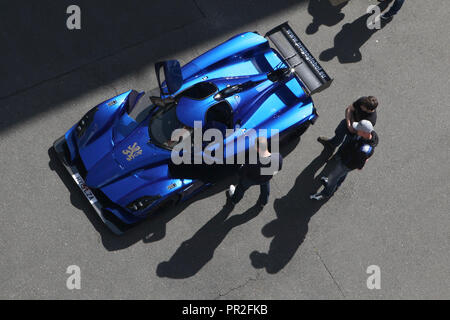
[82,118,171,189]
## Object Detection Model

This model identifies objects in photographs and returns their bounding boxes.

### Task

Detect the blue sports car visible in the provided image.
[53,23,332,234]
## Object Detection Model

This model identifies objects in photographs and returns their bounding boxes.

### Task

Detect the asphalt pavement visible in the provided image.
[1,0,449,299]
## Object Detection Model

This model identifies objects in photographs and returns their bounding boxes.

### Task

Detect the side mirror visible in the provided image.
[155,60,183,96]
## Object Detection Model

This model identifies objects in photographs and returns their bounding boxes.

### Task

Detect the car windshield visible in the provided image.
[149,103,193,150]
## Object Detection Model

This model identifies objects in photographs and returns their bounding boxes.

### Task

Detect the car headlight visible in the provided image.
[76,107,98,138]
[126,195,161,212]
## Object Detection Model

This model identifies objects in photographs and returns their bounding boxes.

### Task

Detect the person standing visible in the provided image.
[310,120,379,200]
[318,96,378,150]
[227,137,283,208]
[380,0,405,20]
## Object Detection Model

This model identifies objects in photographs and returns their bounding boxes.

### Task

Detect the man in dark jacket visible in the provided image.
[311,120,378,200]
[318,96,378,149]
[227,137,283,208]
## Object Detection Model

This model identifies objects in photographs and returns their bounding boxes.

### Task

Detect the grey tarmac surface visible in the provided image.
[1,0,449,299]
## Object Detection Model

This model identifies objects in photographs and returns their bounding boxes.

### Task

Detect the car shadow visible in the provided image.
[319,1,391,64]
[306,0,349,35]
[48,145,235,250]
[47,135,301,252]
[249,147,337,274]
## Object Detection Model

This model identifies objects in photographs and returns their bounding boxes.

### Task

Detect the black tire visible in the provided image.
[159,194,182,210]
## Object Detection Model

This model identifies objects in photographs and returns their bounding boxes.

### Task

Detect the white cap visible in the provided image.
[352,120,374,133]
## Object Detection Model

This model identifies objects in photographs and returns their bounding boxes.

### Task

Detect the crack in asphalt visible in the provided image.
[192,0,207,19]
[214,273,262,299]
[315,251,346,298]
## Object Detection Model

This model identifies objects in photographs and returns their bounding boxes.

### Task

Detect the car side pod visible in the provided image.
[265,22,333,95]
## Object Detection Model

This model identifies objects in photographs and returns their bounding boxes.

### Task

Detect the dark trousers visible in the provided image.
[385,0,405,16]
[320,160,351,198]
[231,176,270,205]
[328,119,350,148]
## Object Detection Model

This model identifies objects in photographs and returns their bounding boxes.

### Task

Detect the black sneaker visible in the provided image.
[317,136,335,149]
[320,176,329,187]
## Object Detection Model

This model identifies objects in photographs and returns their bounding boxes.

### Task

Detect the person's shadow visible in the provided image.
[306,0,349,35]
[156,204,263,279]
[155,136,302,279]
[319,1,391,64]
[250,147,336,274]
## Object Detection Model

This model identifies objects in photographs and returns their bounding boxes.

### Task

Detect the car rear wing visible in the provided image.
[265,22,333,95]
